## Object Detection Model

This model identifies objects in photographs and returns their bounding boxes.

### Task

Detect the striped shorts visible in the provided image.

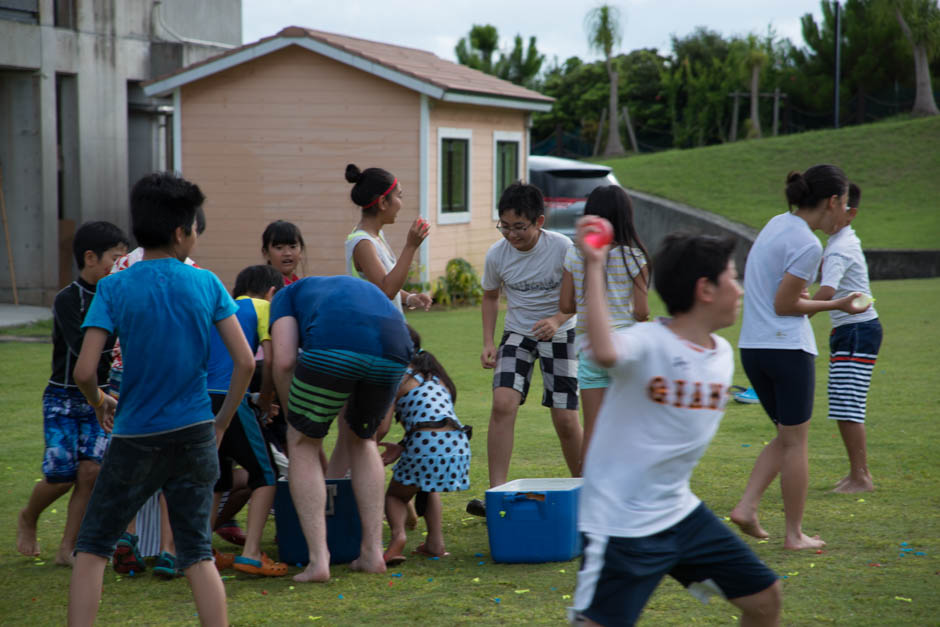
[828,319,883,423]
[286,349,407,439]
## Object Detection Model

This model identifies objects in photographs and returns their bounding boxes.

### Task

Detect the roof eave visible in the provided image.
[440,91,554,112]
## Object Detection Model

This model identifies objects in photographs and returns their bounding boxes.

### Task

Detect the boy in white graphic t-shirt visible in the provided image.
[470,182,582,516]
[571,226,781,627]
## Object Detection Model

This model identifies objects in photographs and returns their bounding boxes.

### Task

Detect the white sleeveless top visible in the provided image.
[345,229,402,312]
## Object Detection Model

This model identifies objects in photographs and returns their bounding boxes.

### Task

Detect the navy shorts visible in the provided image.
[210,394,277,492]
[740,348,815,426]
[571,503,778,626]
[41,385,109,483]
[286,349,407,440]
[75,422,219,571]
[828,319,882,423]
[493,330,579,409]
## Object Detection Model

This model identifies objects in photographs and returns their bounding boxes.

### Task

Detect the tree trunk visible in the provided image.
[748,64,762,138]
[603,57,626,156]
[896,7,940,116]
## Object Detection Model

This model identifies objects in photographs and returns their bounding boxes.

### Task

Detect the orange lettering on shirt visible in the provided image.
[708,383,725,409]
[689,382,704,409]
[673,380,687,407]
[648,376,667,404]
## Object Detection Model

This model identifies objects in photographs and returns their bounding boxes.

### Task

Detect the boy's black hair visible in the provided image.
[583,185,651,288]
[406,325,457,403]
[653,232,736,316]
[848,182,861,209]
[345,163,397,216]
[233,264,285,299]
[130,172,205,249]
[497,181,544,223]
[784,164,848,210]
[73,221,130,269]
[261,220,305,252]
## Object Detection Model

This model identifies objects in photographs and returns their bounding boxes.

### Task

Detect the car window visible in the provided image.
[531,169,613,199]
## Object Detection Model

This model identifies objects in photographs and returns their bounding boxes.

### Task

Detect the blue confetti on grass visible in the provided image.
[474,553,484,557]
[915,552,927,556]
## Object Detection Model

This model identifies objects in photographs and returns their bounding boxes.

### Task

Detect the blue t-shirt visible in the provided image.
[82,258,238,436]
[206,297,263,394]
[269,276,412,363]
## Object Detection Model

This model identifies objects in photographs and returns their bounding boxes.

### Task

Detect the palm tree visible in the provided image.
[745,34,767,138]
[585,5,627,155]
[894,0,940,116]
[455,25,500,74]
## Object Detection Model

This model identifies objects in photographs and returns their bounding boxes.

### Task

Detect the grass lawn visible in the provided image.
[600,115,940,250]
[1,278,938,625]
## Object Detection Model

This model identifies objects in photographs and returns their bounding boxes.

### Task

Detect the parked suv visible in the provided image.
[528,155,620,237]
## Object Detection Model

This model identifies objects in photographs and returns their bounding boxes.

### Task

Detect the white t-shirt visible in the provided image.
[564,244,645,337]
[820,225,878,327]
[739,212,822,355]
[482,229,576,336]
[345,229,402,312]
[578,319,733,537]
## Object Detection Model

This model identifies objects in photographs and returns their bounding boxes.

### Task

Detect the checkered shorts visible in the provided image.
[493,330,578,409]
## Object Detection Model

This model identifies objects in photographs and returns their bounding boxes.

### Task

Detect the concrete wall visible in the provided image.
[0,0,240,306]
[627,189,939,281]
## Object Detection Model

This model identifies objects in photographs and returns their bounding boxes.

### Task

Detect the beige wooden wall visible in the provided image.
[427,102,528,282]
[180,45,420,288]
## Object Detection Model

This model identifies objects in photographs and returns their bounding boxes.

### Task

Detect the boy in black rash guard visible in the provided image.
[16,221,128,566]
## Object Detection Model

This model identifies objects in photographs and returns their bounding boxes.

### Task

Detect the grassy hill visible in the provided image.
[600,116,940,249]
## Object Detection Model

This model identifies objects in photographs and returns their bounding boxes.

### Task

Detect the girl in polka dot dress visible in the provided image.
[382,328,471,564]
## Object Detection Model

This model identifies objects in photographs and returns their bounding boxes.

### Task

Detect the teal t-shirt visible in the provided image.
[82,258,238,436]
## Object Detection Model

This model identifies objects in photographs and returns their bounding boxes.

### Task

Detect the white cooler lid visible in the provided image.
[486,478,583,492]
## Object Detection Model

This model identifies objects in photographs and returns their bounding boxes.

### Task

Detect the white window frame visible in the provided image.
[492,130,523,220]
[437,127,472,225]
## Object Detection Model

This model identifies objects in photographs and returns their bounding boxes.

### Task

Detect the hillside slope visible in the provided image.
[601,116,940,249]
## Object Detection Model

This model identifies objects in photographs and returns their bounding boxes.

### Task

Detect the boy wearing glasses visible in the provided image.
[469,182,582,515]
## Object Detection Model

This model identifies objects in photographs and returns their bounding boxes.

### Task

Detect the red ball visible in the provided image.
[583,217,613,248]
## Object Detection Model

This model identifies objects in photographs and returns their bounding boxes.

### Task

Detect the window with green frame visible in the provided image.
[441,138,469,213]
[495,140,519,200]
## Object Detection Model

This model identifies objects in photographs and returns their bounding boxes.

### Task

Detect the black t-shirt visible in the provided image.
[49,278,116,388]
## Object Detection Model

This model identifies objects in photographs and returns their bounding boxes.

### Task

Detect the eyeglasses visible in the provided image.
[496,222,533,235]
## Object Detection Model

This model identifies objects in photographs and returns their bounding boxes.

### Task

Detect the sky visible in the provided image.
[242,0,826,65]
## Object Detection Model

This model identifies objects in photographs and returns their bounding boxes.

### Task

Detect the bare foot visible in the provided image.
[832,477,874,494]
[16,510,40,557]
[730,509,770,539]
[834,475,850,488]
[383,534,407,564]
[350,551,387,574]
[292,562,330,583]
[55,547,75,567]
[784,533,826,550]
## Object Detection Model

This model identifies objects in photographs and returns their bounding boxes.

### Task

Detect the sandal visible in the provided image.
[383,552,406,566]
[233,553,288,577]
[213,548,234,571]
[412,543,450,558]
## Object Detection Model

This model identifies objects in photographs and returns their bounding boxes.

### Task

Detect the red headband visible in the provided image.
[362,178,398,209]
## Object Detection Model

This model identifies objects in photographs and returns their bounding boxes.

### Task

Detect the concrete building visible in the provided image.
[0,0,241,305]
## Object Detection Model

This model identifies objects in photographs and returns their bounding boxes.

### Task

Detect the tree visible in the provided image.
[893,0,940,115]
[455,25,500,74]
[585,5,627,155]
[744,34,768,137]
[455,25,544,88]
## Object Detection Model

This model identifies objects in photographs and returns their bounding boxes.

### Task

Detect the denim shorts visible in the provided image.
[75,422,218,570]
[42,385,109,482]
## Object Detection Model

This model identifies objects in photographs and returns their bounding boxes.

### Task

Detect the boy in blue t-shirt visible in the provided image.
[16,221,128,566]
[270,275,412,582]
[207,264,286,576]
[68,173,255,626]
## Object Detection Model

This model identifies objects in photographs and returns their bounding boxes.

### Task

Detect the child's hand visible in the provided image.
[531,316,559,341]
[95,393,117,433]
[406,217,431,249]
[575,216,611,265]
[378,441,404,465]
[406,292,433,311]
[481,344,498,369]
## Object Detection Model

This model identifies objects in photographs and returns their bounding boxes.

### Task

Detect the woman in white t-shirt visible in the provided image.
[731,164,868,551]
[559,185,650,475]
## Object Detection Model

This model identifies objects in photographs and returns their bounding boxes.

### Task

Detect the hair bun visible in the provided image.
[784,170,810,207]
[345,164,362,184]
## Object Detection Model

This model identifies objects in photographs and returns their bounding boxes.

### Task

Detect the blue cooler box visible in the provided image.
[485,478,583,563]
[274,478,361,565]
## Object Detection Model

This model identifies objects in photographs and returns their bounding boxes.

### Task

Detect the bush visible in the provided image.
[432,258,483,306]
